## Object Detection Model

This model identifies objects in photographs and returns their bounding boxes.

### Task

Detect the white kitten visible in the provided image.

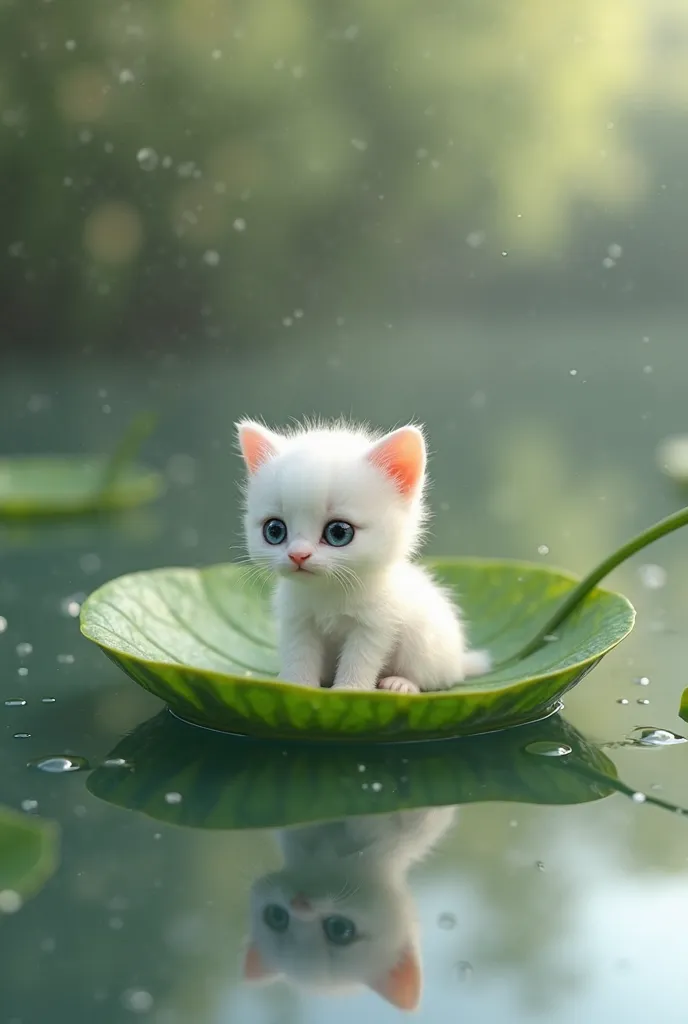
[236,419,490,693]
[243,808,456,1010]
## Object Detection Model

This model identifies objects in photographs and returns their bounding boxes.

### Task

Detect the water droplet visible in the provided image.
[643,365,653,375]
[501,250,508,257]
[569,369,578,376]
[371,781,383,792]
[0,616,7,633]
[535,860,545,871]
[203,249,220,267]
[632,792,647,803]
[525,741,572,757]
[65,39,76,51]
[57,654,75,665]
[21,799,37,812]
[466,230,485,248]
[17,667,28,677]
[28,755,89,773]
[13,733,31,739]
[607,242,623,259]
[639,564,667,590]
[233,217,246,232]
[211,48,222,59]
[15,642,32,657]
[635,676,650,686]
[357,764,366,772]
[118,68,135,84]
[617,698,629,705]
[637,699,650,706]
[164,791,182,804]
[537,544,549,555]
[455,960,474,981]
[103,757,129,768]
[61,594,84,617]
[79,553,101,574]
[438,912,457,930]
[4,698,26,707]
[121,989,154,1013]
[602,256,616,269]
[41,697,56,704]
[628,727,686,747]
[543,633,559,643]
[0,890,23,914]
[136,147,158,171]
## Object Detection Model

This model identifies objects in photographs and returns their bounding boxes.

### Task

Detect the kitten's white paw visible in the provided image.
[378,676,420,695]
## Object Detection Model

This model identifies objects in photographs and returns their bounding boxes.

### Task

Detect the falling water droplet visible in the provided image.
[21,799,38,812]
[41,697,56,704]
[13,732,31,739]
[632,792,647,803]
[637,699,650,706]
[0,890,23,914]
[371,781,383,792]
[15,642,33,657]
[537,544,550,555]
[28,755,89,773]
[164,791,182,804]
[136,147,159,171]
[525,741,572,757]
[638,564,667,590]
[103,757,129,768]
[438,912,457,930]
[121,989,154,1013]
[617,698,629,705]
[635,676,650,686]
[4,698,27,707]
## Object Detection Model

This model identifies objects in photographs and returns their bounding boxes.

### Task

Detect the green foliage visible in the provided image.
[0,805,59,900]
[80,559,634,741]
[87,710,618,829]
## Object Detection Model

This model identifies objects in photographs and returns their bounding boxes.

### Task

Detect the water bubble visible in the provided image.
[28,755,89,773]
[632,792,647,803]
[0,890,23,914]
[233,218,246,232]
[121,989,154,1013]
[438,912,457,930]
[21,799,37,812]
[5,698,26,707]
[537,544,550,555]
[617,698,629,705]
[371,781,383,792]
[57,654,75,665]
[637,699,650,706]
[16,642,33,657]
[525,741,572,757]
[0,616,7,633]
[639,564,666,590]
[164,791,182,805]
[357,764,366,772]
[635,676,650,686]
[455,960,474,982]
[136,147,159,172]
[628,727,686,747]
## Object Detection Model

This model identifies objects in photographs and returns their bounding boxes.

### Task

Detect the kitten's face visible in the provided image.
[237,423,426,580]
[245,867,420,1007]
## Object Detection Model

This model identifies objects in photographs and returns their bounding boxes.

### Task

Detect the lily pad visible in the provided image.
[0,804,59,900]
[0,456,164,517]
[80,558,634,742]
[87,711,618,829]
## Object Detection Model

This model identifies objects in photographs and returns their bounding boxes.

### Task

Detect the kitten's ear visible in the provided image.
[368,944,422,1011]
[367,426,426,498]
[235,420,283,474]
[242,943,278,983]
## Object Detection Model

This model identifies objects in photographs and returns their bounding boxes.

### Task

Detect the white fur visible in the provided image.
[238,419,490,692]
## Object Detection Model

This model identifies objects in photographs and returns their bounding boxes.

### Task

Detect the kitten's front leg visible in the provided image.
[332,625,392,691]
[278,617,323,688]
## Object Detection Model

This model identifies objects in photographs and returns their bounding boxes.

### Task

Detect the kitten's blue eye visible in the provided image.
[322,521,355,547]
[263,904,290,932]
[322,915,357,946]
[263,518,287,545]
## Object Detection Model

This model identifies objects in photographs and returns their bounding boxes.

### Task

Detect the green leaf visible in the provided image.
[80,558,634,741]
[87,711,619,830]
[680,688,688,726]
[0,413,163,517]
[0,805,59,899]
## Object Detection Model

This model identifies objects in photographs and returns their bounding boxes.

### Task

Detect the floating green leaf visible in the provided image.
[87,711,618,830]
[0,805,59,900]
[80,558,633,741]
[0,413,163,517]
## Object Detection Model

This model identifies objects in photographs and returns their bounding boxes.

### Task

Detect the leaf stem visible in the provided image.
[503,504,688,665]
[96,412,157,498]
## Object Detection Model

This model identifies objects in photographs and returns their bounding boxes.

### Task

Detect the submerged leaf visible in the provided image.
[0,804,59,899]
[80,559,634,741]
[87,711,618,829]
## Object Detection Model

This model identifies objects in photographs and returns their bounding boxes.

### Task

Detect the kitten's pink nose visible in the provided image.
[290,894,311,912]
[288,550,311,567]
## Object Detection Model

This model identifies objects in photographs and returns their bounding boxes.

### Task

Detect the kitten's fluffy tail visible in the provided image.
[463,649,491,677]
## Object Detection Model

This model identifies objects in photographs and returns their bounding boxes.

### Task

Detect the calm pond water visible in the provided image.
[2,317,688,1023]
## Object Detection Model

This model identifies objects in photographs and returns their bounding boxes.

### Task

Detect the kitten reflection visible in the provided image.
[243,807,455,1010]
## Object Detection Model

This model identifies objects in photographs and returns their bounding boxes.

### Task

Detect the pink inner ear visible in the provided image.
[368,944,422,1011]
[368,427,426,497]
[237,422,280,474]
